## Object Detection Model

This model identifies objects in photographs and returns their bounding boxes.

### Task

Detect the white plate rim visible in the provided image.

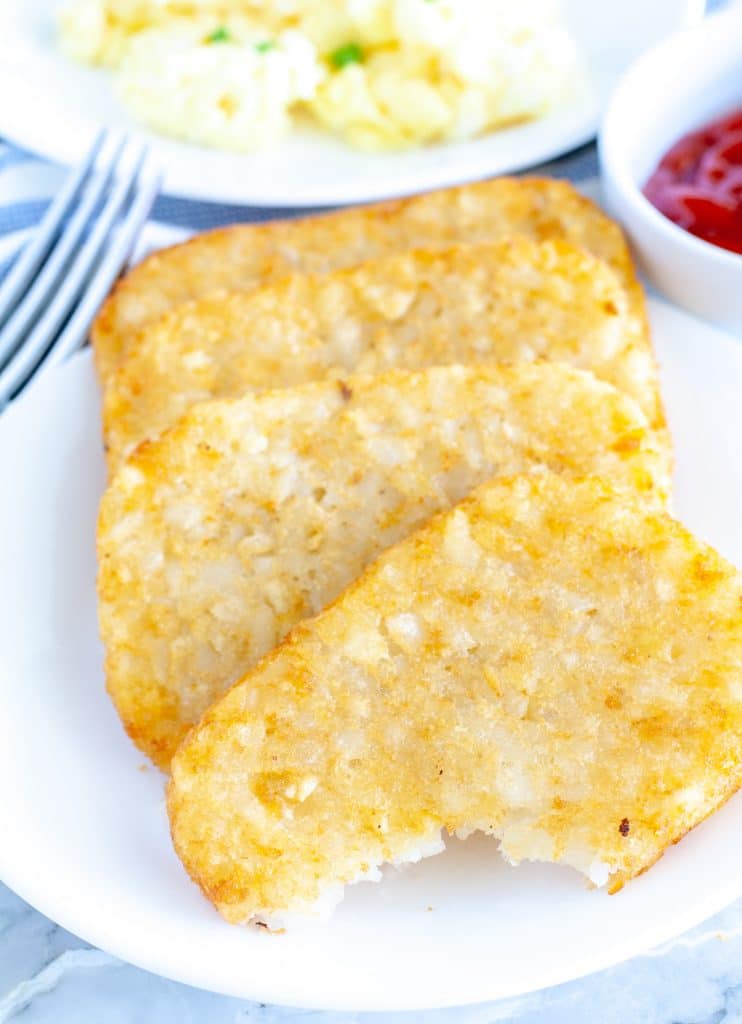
[4,846,742,1012]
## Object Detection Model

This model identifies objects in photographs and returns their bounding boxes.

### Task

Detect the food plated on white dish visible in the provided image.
[57,0,582,155]
[3,168,742,1007]
[2,296,742,1010]
[600,4,742,335]
[0,0,703,204]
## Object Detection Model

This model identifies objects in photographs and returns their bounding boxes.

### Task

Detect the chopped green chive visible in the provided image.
[329,42,364,69]
[205,26,231,44]
[255,39,276,53]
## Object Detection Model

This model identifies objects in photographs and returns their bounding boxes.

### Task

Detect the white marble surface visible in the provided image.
[3,881,742,1022]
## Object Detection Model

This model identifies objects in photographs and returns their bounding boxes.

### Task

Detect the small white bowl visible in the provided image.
[599,6,742,336]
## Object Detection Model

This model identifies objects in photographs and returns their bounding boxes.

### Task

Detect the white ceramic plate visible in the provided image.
[0,0,703,206]
[1,297,742,1012]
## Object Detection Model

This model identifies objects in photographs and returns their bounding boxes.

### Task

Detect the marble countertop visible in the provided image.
[3,882,742,1022]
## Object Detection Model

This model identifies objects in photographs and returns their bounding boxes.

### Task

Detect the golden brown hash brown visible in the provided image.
[168,473,742,926]
[92,176,648,381]
[103,237,663,467]
[97,363,668,769]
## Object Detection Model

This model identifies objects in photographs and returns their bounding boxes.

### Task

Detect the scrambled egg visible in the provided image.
[58,0,581,152]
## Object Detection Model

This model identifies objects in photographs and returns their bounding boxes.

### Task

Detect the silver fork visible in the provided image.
[0,130,161,406]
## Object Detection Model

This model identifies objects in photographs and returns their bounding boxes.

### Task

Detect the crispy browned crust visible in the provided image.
[92,177,650,382]
[607,771,742,893]
[97,364,668,769]
[101,236,664,468]
[168,474,742,924]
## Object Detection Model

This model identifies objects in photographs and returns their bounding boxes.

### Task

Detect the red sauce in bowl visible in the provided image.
[643,108,742,255]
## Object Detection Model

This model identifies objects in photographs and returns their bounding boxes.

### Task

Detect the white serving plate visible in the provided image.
[1,297,742,1012]
[0,0,703,206]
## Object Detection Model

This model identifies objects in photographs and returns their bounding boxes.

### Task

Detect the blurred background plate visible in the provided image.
[0,0,704,207]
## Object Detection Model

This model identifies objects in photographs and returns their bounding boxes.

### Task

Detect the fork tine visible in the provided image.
[0,129,107,330]
[0,132,128,369]
[0,142,150,405]
[40,169,162,375]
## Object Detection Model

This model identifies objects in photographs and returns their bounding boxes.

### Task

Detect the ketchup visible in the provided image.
[643,107,742,255]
